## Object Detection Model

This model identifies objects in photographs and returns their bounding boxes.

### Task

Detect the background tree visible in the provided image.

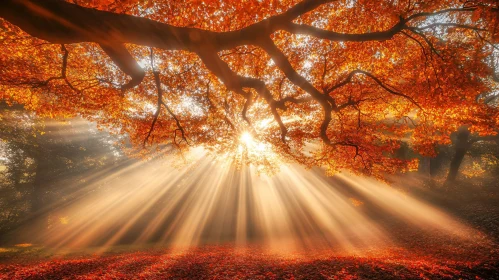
[0,104,123,242]
[442,93,499,183]
[1,0,498,176]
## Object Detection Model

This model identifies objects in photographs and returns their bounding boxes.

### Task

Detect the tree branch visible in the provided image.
[284,18,407,42]
[143,49,162,148]
[100,43,145,91]
[413,23,486,32]
[198,49,288,141]
[144,48,189,147]
[0,0,491,150]
[325,70,423,110]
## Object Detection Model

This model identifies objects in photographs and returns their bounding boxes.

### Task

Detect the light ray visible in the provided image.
[12,146,481,258]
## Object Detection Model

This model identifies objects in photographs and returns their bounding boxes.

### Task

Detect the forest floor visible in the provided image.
[0,176,498,279]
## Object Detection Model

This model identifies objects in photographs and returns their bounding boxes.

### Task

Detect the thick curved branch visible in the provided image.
[197,49,288,140]
[100,43,145,90]
[0,0,336,53]
[284,19,407,42]
[260,39,338,143]
[1,0,486,94]
[0,0,491,149]
[261,39,333,108]
[196,50,254,125]
[282,7,481,44]
[275,96,314,108]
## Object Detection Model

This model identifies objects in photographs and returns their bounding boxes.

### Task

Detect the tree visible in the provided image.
[445,125,499,182]
[0,104,123,241]
[444,93,498,182]
[1,0,498,176]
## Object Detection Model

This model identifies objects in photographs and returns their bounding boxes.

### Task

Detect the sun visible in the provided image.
[240,132,253,145]
[239,132,267,153]
[236,131,278,169]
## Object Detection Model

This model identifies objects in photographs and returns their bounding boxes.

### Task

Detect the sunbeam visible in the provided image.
[15,147,479,258]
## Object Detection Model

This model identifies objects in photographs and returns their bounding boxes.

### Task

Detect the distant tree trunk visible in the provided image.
[446,126,471,183]
[418,157,431,179]
[429,149,445,177]
[28,140,51,243]
[0,157,23,239]
[417,145,445,181]
[31,157,46,214]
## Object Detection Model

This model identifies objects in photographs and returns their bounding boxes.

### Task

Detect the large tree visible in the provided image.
[1,0,498,176]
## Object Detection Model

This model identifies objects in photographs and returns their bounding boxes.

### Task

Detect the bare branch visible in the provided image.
[162,96,189,147]
[16,44,82,93]
[143,48,162,148]
[144,48,189,147]
[204,82,236,130]
[325,70,422,111]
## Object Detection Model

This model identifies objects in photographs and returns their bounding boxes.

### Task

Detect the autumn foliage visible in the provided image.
[1,0,498,175]
[1,243,498,279]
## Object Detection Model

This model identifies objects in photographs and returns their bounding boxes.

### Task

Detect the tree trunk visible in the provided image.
[446,126,471,183]
[31,157,46,215]
[26,125,54,243]
[429,149,445,177]
[418,156,431,179]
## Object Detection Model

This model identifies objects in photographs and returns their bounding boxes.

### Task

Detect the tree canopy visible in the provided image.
[1,0,498,176]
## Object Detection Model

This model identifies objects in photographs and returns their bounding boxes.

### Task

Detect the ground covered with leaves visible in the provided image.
[1,177,498,279]
[0,235,498,280]
[0,245,497,279]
